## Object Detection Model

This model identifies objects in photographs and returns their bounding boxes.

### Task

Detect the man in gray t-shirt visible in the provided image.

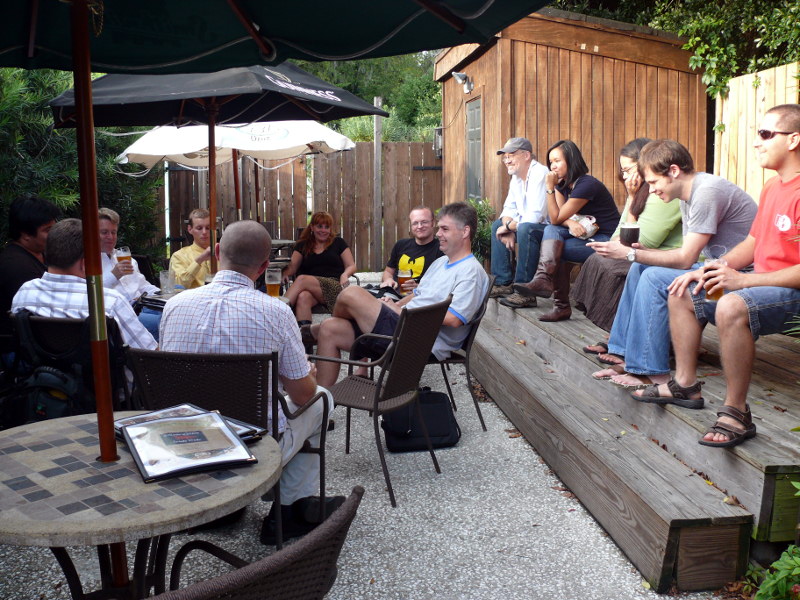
[588,140,757,388]
[307,202,489,388]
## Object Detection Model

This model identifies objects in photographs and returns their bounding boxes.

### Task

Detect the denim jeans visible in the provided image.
[541,224,610,263]
[490,219,546,285]
[138,306,162,342]
[691,284,800,340]
[607,263,696,375]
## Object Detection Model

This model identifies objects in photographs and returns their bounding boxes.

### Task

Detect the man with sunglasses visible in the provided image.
[380,206,443,294]
[489,137,549,307]
[632,104,800,449]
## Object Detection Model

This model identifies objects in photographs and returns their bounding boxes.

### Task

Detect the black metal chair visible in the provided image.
[125,349,331,548]
[132,253,159,286]
[311,296,451,507]
[151,486,364,600]
[428,275,495,431]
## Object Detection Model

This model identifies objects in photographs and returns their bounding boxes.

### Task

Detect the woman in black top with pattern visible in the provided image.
[283,211,357,327]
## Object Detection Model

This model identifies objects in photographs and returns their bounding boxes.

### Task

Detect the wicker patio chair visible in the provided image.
[428,275,494,431]
[125,349,331,547]
[310,296,451,507]
[151,485,364,600]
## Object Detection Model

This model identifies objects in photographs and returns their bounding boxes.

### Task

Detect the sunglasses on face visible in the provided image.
[757,129,796,140]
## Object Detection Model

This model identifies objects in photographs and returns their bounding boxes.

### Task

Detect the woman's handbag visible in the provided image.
[569,214,599,239]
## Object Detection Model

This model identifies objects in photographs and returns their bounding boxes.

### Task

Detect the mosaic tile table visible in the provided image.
[0,412,281,599]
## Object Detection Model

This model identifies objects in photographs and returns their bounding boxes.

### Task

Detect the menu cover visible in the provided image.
[114,404,267,443]
[121,412,258,483]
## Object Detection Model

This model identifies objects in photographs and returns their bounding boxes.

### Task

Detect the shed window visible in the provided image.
[466,98,482,200]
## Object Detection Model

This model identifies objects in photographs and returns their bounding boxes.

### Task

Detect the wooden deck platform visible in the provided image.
[471,296,800,592]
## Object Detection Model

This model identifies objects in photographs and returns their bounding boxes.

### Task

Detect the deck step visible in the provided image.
[472,300,754,592]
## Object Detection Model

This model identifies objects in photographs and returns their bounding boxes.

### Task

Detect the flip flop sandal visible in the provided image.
[582,341,608,355]
[632,379,704,409]
[698,404,757,448]
[610,373,654,390]
[591,365,625,380]
[597,352,625,366]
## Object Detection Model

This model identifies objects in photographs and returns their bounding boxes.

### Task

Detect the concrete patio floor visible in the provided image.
[0,360,722,599]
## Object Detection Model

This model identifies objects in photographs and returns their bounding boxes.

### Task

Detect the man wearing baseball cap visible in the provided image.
[490,137,549,308]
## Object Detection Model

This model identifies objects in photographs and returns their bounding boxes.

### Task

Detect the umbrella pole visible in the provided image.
[232,148,242,221]
[253,161,260,222]
[71,0,128,590]
[207,106,219,273]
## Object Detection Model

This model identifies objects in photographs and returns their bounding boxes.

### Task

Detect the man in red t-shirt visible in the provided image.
[631,103,800,448]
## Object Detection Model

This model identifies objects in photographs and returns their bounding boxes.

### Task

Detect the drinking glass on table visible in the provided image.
[266,268,282,297]
[159,270,175,294]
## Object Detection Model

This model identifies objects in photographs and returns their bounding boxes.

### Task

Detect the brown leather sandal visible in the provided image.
[698,404,756,448]
[632,379,704,409]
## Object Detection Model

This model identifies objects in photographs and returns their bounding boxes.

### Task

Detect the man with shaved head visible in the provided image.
[160,220,339,545]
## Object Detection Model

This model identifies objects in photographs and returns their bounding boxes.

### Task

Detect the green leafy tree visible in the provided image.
[294,52,440,140]
[0,68,163,255]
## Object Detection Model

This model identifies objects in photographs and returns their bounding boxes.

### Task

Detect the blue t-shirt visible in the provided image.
[408,254,489,359]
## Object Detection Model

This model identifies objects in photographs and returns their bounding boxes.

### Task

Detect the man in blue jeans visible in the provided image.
[488,137,549,308]
[632,104,800,448]
[587,139,757,389]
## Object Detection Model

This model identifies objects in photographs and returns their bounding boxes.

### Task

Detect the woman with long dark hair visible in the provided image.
[571,138,683,332]
[283,211,356,327]
[513,140,619,321]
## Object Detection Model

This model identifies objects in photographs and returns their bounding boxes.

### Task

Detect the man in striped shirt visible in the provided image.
[11,218,156,351]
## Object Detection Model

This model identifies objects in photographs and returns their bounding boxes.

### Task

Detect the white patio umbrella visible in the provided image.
[117,120,355,169]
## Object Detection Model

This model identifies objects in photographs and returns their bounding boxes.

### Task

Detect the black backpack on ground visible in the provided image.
[381,387,461,452]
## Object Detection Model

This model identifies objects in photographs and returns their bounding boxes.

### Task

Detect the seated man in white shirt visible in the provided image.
[12,218,157,351]
[159,220,339,545]
[98,208,161,340]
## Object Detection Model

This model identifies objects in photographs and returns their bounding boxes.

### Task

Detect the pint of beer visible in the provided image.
[266,268,282,297]
[397,269,412,288]
[703,257,727,302]
[115,246,132,263]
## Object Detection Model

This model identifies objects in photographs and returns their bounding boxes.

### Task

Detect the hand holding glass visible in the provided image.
[619,224,640,247]
[397,269,412,293]
[703,258,727,301]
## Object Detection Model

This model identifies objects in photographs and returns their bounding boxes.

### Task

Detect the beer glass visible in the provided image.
[115,246,132,263]
[266,268,282,297]
[619,224,640,247]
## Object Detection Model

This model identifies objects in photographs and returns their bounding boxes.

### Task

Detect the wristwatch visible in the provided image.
[626,248,637,262]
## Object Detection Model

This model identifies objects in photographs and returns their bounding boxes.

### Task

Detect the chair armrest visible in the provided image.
[281,388,329,421]
[169,539,249,590]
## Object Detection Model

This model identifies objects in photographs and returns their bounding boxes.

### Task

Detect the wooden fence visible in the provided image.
[166,142,443,271]
[715,61,799,201]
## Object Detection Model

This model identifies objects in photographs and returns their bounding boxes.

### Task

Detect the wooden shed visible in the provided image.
[434,8,708,212]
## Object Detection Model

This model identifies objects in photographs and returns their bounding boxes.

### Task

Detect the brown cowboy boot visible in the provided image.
[539,263,572,322]
[513,239,563,298]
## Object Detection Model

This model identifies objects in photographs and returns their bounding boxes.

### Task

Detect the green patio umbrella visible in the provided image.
[3,1,548,74]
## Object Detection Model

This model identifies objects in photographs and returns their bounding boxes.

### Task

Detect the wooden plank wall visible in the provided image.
[438,11,707,217]
[310,142,443,272]
[166,143,443,269]
[715,62,800,202]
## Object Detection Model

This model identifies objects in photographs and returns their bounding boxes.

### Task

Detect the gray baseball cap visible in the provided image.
[496,137,532,155]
